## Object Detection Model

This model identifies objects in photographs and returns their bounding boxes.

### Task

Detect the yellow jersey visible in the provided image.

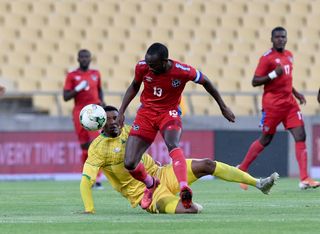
[87,125,160,208]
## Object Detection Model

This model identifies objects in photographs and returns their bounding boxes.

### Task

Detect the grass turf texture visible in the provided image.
[0,178,319,234]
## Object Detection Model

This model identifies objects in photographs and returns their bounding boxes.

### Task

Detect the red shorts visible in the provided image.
[260,104,304,134]
[73,108,100,145]
[129,107,182,143]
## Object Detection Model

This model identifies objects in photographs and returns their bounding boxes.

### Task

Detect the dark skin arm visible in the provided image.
[292,87,306,105]
[63,89,77,102]
[117,80,141,126]
[201,75,235,122]
[318,89,320,104]
[252,64,283,87]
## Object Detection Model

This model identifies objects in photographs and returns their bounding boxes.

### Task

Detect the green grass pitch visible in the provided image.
[0,178,319,234]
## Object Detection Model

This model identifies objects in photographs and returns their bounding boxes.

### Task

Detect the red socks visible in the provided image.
[128,162,153,188]
[169,148,187,188]
[239,140,264,172]
[295,141,308,181]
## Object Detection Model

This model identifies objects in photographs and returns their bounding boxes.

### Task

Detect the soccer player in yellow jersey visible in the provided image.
[80,106,279,214]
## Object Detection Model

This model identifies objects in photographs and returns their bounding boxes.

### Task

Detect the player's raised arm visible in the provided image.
[318,88,320,104]
[117,79,141,126]
[201,75,235,122]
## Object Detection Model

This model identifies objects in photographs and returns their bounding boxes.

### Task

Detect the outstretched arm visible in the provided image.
[201,75,235,122]
[117,80,141,126]
[318,88,320,104]
[292,87,306,105]
[80,163,100,214]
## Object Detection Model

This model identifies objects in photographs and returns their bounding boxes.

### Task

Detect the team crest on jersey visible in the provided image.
[91,75,97,81]
[288,56,293,63]
[172,79,181,88]
[75,76,81,81]
[144,76,153,82]
[113,147,120,153]
[132,125,140,130]
[275,58,281,63]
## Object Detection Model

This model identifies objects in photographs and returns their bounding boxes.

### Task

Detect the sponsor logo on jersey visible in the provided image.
[75,76,81,81]
[132,125,140,130]
[172,79,181,87]
[175,63,190,71]
[144,76,153,82]
[275,58,281,63]
[121,139,126,144]
[91,75,97,81]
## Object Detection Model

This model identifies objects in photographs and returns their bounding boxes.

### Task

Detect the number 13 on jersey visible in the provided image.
[153,86,162,97]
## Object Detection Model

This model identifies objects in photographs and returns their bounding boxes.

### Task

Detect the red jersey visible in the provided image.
[64,68,102,109]
[134,59,203,112]
[255,48,297,109]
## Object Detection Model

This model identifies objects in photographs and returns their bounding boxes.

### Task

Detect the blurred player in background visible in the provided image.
[63,49,105,189]
[317,88,320,103]
[237,27,320,190]
[116,43,235,210]
[80,106,278,214]
[0,85,5,96]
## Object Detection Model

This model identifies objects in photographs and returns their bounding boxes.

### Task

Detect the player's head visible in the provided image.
[271,27,287,52]
[145,42,169,74]
[103,105,121,137]
[78,49,91,70]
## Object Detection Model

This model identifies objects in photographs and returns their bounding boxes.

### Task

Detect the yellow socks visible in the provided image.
[213,161,257,187]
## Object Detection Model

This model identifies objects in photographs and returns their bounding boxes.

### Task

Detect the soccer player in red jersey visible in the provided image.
[117,43,235,209]
[63,49,105,189]
[237,27,320,190]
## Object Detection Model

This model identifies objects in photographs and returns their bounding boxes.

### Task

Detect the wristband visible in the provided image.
[268,70,278,80]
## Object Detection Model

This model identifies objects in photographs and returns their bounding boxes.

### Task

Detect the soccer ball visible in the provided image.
[79,104,107,131]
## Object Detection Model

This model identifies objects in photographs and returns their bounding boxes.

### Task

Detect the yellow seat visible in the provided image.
[202,1,225,16]
[25,13,48,29]
[216,79,240,92]
[183,1,204,16]
[266,2,289,15]
[160,1,183,16]
[31,1,54,14]
[52,1,75,14]
[178,14,200,28]
[16,79,39,92]
[22,66,45,81]
[9,1,32,15]
[0,64,23,81]
[75,1,97,15]
[156,14,178,26]
[134,14,156,29]
[150,27,173,42]
[289,2,311,16]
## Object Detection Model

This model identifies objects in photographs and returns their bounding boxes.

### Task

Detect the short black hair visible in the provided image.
[78,49,91,57]
[146,43,169,60]
[271,27,286,37]
[103,105,118,112]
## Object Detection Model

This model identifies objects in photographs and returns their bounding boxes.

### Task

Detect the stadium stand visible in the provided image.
[0,0,319,116]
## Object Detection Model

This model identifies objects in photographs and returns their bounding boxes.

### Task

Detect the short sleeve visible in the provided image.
[134,61,147,84]
[254,56,271,77]
[63,73,74,90]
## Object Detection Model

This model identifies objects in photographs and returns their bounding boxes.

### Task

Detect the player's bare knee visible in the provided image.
[124,158,138,171]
